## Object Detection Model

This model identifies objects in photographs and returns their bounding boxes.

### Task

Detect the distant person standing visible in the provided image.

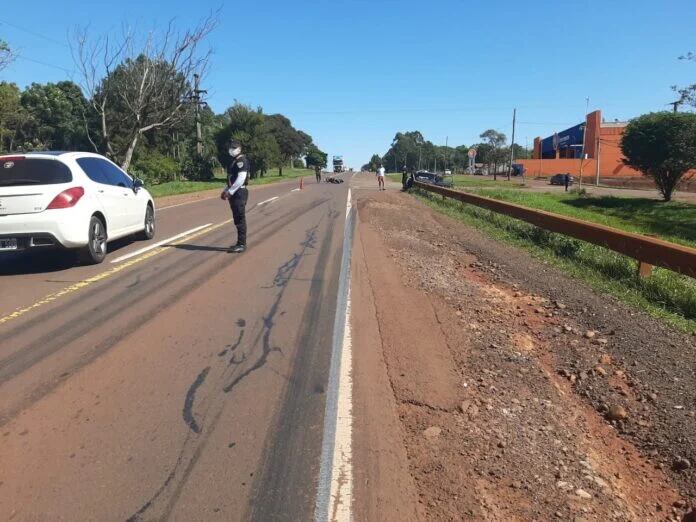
[377,163,386,191]
[564,173,570,192]
[220,139,249,253]
[401,164,408,190]
[315,165,322,183]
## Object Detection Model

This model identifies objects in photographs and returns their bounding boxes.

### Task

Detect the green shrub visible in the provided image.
[180,154,217,181]
[132,153,179,185]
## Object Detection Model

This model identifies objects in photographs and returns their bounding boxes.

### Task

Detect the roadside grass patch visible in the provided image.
[149,179,221,198]
[248,168,314,186]
[456,186,696,248]
[147,168,315,197]
[414,190,696,332]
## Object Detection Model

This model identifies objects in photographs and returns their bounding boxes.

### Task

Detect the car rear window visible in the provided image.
[0,157,72,186]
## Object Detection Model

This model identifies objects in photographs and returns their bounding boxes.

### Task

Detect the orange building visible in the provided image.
[517,110,643,183]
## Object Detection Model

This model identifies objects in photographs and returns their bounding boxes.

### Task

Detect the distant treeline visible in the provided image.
[364,130,531,173]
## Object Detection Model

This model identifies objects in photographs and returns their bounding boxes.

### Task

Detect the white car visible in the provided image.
[0,152,155,264]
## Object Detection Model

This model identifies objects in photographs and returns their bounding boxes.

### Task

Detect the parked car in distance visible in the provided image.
[549,173,574,186]
[0,151,156,264]
[444,169,452,176]
[414,170,453,187]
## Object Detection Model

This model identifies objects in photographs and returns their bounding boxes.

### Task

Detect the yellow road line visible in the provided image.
[0,220,230,326]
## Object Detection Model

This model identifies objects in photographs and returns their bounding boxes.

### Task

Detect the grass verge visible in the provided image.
[409,176,696,247]
[149,179,222,198]
[414,189,696,333]
[148,168,315,198]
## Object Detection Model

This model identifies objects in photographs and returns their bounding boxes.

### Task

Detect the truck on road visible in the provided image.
[333,155,345,173]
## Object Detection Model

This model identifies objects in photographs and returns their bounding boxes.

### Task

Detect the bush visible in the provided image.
[621,112,696,201]
[180,154,216,181]
[132,153,179,185]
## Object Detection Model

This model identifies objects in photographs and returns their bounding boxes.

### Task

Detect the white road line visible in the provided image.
[109,224,212,264]
[257,196,279,206]
[291,188,300,192]
[314,189,354,522]
[345,188,352,219]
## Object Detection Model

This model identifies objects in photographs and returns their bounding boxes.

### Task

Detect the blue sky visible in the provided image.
[1,0,695,168]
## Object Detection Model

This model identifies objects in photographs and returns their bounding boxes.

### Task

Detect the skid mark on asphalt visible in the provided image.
[223,226,317,394]
[182,367,210,434]
[127,224,324,521]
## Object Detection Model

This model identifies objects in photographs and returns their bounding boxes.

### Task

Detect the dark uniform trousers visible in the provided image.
[228,187,248,245]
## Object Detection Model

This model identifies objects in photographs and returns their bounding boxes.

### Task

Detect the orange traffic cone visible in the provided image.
[299,177,304,190]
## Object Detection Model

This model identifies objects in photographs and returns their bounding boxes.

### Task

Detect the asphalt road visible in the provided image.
[0,175,350,521]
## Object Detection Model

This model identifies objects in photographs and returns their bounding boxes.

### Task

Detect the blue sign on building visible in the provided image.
[541,123,585,158]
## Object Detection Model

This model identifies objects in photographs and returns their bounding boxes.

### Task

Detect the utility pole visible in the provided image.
[188,74,208,156]
[445,136,448,174]
[669,100,682,113]
[508,108,516,181]
[595,136,601,186]
[578,97,589,187]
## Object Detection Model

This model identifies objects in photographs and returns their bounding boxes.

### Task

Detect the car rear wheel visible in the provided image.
[81,215,107,264]
[137,205,155,240]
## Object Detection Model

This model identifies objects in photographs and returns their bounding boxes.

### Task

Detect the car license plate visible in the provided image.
[0,238,18,251]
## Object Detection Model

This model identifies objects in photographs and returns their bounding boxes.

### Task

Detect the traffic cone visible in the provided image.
[300,177,304,190]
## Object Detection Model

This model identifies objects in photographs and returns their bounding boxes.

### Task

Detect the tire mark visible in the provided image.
[182,367,210,434]
[223,227,317,394]
[227,328,245,366]
[0,198,330,427]
[126,217,328,521]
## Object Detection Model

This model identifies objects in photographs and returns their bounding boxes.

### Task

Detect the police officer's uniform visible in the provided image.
[226,153,250,250]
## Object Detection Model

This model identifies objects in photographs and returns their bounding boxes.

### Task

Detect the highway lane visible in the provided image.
[0,175,349,521]
[0,178,307,316]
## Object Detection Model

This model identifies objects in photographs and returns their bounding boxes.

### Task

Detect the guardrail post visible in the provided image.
[637,261,654,278]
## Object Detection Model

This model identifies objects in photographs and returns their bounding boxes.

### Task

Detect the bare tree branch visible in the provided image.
[70,10,219,169]
[0,39,17,72]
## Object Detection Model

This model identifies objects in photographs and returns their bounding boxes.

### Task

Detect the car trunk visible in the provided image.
[0,156,72,215]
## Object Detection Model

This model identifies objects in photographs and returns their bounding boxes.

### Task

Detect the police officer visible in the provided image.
[315,164,322,183]
[220,139,249,253]
[401,164,408,190]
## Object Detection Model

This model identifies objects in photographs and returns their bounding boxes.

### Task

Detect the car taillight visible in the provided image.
[47,187,85,209]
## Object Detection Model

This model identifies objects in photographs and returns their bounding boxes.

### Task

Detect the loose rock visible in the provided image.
[575,488,592,499]
[673,456,691,471]
[606,405,628,421]
[423,426,442,439]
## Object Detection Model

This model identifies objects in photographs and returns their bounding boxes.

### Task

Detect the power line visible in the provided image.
[15,55,76,74]
[0,18,70,49]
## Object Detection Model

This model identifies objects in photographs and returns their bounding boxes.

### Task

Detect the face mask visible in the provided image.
[229,147,241,157]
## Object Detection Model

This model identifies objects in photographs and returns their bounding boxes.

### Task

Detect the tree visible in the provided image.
[20,81,91,151]
[0,40,15,72]
[265,114,304,175]
[216,102,280,178]
[621,112,696,201]
[305,143,327,169]
[72,13,218,170]
[479,129,507,176]
[672,52,695,109]
[365,154,382,172]
[0,82,23,152]
[382,131,426,172]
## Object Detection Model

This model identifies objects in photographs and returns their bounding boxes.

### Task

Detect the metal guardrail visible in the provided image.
[413,181,696,279]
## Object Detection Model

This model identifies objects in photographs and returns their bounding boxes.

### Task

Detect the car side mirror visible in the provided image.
[133,178,144,192]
